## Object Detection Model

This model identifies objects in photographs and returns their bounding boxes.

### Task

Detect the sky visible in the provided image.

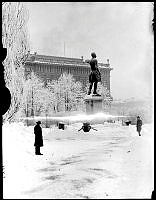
[23,2,154,100]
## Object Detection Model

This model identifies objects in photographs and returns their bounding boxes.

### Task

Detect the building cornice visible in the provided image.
[25,53,113,69]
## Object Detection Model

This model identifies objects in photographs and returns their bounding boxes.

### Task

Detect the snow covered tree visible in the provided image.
[85,82,113,111]
[58,73,85,111]
[2,2,30,122]
[46,80,62,113]
[20,72,53,117]
[47,73,85,112]
[97,82,113,109]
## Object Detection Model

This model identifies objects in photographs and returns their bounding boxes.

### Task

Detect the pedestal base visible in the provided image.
[84,95,103,114]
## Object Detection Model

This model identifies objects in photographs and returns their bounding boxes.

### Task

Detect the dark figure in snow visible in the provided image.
[136,116,142,136]
[34,121,43,155]
[86,52,101,96]
[78,122,98,132]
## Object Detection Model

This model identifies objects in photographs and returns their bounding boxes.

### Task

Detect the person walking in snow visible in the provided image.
[86,52,101,96]
[34,121,43,155]
[136,116,142,136]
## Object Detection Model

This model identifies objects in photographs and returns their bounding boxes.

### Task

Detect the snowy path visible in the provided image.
[3,123,154,199]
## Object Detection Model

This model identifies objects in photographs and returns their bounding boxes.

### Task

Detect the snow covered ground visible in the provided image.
[2,121,154,199]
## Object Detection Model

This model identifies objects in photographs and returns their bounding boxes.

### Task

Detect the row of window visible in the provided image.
[25,64,110,79]
[26,64,91,75]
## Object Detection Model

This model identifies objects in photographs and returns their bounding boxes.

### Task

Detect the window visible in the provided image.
[47,79,51,84]
[26,67,30,72]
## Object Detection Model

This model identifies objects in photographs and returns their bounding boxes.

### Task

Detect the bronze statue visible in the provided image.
[86,52,101,96]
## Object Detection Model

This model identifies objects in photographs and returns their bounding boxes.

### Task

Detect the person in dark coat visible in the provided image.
[34,121,43,155]
[86,52,101,95]
[136,116,142,136]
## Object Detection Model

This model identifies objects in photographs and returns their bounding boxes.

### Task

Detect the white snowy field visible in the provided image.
[2,121,154,199]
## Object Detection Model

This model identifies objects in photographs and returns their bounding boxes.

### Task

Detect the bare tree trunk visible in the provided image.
[31,87,34,117]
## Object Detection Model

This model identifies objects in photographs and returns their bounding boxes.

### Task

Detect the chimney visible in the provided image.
[81,56,84,61]
[107,59,109,64]
[34,52,37,55]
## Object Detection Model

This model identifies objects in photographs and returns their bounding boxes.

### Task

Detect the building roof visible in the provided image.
[25,53,112,69]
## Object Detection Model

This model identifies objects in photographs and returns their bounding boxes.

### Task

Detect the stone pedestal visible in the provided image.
[84,95,103,114]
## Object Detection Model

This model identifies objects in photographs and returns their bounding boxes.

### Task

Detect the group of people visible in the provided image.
[34,116,143,155]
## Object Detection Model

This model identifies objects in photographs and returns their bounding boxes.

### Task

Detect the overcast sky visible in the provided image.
[24,2,154,100]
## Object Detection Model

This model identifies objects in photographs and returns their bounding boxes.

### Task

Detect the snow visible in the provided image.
[2,121,154,199]
[20,112,126,123]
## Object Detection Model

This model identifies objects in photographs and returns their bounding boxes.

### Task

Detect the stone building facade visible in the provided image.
[24,52,113,92]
